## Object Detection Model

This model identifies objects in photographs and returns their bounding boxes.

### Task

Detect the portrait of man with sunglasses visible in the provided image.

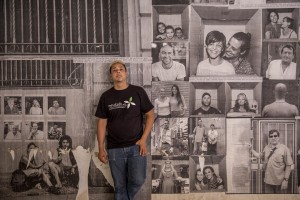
[249,129,293,193]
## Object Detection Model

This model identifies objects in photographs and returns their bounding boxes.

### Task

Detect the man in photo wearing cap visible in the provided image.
[95,60,154,200]
[193,92,221,115]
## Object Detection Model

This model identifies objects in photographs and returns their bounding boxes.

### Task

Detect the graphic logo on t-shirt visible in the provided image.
[108,97,136,110]
[124,97,136,108]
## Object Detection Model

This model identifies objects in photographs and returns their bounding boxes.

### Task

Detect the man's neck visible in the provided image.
[201,105,211,111]
[162,61,173,69]
[281,61,291,71]
[114,82,128,90]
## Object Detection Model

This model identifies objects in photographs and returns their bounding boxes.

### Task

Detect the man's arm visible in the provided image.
[281,165,292,190]
[97,118,108,164]
[136,109,154,156]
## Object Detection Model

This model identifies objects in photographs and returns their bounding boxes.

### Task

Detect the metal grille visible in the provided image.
[0,60,84,87]
[0,0,119,55]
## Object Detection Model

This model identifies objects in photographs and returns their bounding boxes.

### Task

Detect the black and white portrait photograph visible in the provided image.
[25,121,44,141]
[190,82,225,116]
[48,96,66,115]
[25,96,43,115]
[151,118,189,157]
[189,117,225,156]
[263,42,298,80]
[4,96,22,115]
[47,122,66,140]
[262,81,299,118]
[263,9,298,40]
[151,42,188,81]
[189,155,226,192]
[152,81,190,117]
[4,121,22,141]
[152,157,189,194]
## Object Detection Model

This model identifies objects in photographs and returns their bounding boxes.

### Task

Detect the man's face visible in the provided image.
[198,120,202,126]
[32,123,38,133]
[62,139,70,149]
[281,47,294,64]
[164,121,169,129]
[269,132,279,145]
[110,63,128,83]
[202,95,211,107]
[160,46,173,65]
[207,41,223,59]
[53,100,59,108]
[8,99,14,107]
[225,37,242,59]
[166,29,174,39]
[12,126,18,134]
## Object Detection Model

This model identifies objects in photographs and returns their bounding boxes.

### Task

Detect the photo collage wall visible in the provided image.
[150,0,300,194]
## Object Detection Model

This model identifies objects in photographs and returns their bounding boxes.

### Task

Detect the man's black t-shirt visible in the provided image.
[95,85,153,149]
[192,107,221,115]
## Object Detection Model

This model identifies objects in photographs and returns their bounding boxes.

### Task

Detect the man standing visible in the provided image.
[192,119,206,155]
[193,93,221,115]
[250,130,293,193]
[266,44,296,80]
[224,32,255,75]
[152,44,186,81]
[159,119,172,156]
[262,83,299,118]
[95,60,154,200]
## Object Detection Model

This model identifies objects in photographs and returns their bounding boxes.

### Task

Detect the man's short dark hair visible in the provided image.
[205,31,226,57]
[109,60,127,74]
[269,129,280,137]
[202,92,211,99]
[232,32,252,58]
[281,44,295,56]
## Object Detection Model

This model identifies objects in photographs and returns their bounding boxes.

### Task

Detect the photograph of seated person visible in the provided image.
[29,99,43,115]
[174,27,185,40]
[203,166,224,190]
[152,44,186,81]
[262,83,299,118]
[266,44,296,80]
[223,32,256,75]
[4,97,20,115]
[27,122,44,140]
[265,10,281,39]
[193,92,222,115]
[228,93,256,117]
[249,129,293,194]
[17,142,59,193]
[154,88,171,118]
[155,22,166,40]
[170,84,187,117]
[196,30,235,76]
[5,123,22,140]
[280,17,297,39]
[48,135,79,189]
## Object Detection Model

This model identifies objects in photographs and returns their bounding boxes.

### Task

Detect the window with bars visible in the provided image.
[0,60,84,87]
[0,0,120,55]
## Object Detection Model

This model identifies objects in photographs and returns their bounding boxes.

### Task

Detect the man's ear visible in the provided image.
[240,50,246,56]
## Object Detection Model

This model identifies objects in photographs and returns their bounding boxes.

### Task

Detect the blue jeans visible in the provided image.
[108,145,147,200]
